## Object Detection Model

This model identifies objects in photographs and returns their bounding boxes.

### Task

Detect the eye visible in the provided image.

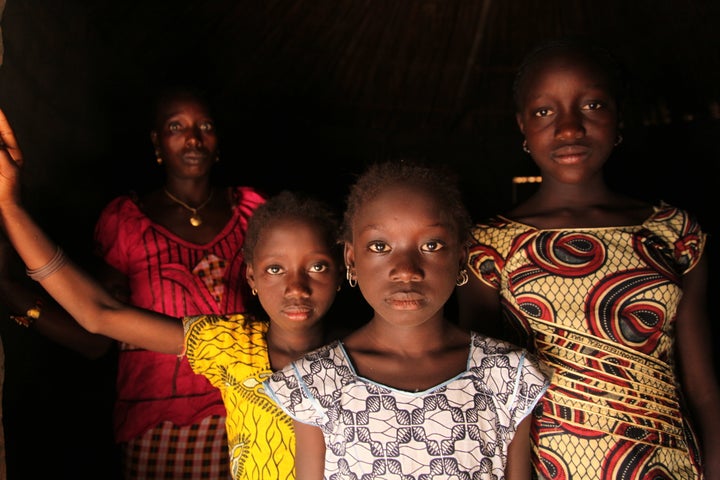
[583,101,605,111]
[368,241,390,253]
[265,265,284,275]
[309,262,329,273]
[533,107,553,118]
[167,121,183,132]
[421,240,445,253]
[199,121,215,132]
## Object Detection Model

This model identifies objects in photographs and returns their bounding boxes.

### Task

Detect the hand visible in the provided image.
[0,108,24,207]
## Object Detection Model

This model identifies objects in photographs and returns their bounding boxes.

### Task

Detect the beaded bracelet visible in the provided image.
[26,246,67,281]
[10,299,42,328]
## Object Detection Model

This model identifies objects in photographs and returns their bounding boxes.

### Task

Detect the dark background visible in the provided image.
[0,1,718,478]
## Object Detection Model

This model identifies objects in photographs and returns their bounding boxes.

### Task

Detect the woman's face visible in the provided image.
[246,217,341,331]
[516,51,619,185]
[151,95,219,180]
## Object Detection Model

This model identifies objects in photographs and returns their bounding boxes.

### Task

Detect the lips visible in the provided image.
[385,290,426,309]
[182,150,209,163]
[552,144,590,164]
[387,291,424,301]
[282,304,314,320]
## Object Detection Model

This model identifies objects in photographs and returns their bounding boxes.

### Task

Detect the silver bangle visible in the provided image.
[26,246,67,281]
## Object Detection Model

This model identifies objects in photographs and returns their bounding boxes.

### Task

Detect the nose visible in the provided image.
[284,270,311,298]
[555,109,586,141]
[390,251,424,283]
[186,125,204,147]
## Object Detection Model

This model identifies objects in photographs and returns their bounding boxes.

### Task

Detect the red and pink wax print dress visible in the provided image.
[467,203,706,480]
[94,186,264,479]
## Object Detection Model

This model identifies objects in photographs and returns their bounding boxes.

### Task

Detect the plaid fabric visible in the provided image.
[122,415,230,479]
[192,254,227,304]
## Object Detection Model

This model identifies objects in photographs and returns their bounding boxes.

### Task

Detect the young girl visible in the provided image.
[0,108,344,480]
[457,39,720,479]
[264,160,552,480]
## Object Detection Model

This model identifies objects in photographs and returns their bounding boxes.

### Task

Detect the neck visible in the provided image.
[532,178,614,208]
[266,322,325,355]
[163,185,214,206]
[266,321,326,371]
[359,314,453,356]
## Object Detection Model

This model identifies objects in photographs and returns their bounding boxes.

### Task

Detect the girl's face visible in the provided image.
[344,184,465,327]
[516,52,619,185]
[246,218,341,331]
[151,96,218,179]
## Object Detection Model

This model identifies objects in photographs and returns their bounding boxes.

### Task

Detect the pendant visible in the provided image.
[190,214,202,227]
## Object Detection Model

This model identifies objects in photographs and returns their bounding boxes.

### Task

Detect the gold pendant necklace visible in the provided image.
[163,188,214,227]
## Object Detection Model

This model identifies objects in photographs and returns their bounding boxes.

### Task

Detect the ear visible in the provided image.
[516,113,525,135]
[459,240,469,271]
[245,264,256,290]
[150,130,159,149]
[343,242,354,269]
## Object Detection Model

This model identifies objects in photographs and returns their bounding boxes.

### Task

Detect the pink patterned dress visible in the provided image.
[94,186,264,479]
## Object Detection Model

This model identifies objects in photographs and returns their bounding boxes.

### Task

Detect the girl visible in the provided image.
[264,160,551,480]
[0,107,344,480]
[457,39,720,479]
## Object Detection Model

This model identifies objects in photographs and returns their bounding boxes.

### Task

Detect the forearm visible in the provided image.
[688,388,720,479]
[0,276,113,359]
[0,201,184,353]
[0,201,112,328]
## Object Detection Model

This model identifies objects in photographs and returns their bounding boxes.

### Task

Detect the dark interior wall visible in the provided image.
[0,1,718,478]
[1,2,718,223]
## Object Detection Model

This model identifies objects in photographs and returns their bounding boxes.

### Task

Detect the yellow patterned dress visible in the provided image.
[467,203,705,480]
[184,314,295,480]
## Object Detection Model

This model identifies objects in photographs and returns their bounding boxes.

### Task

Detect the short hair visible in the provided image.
[342,159,472,243]
[512,38,628,113]
[148,84,217,132]
[243,190,342,266]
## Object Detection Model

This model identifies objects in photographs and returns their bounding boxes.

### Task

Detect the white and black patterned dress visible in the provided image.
[264,332,552,480]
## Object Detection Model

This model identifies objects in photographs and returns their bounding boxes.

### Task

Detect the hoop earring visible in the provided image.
[614,134,623,146]
[522,140,531,154]
[251,288,257,296]
[345,266,357,288]
[456,269,469,286]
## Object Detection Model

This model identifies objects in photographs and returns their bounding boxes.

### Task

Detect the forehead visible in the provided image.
[519,49,612,97]
[258,217,328,244]
[155,95,212,122]
[355,183,451,226]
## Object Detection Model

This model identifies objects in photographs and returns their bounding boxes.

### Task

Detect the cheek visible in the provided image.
[256,285,281,309]
[202,134,218,148]
[161,136,185,153]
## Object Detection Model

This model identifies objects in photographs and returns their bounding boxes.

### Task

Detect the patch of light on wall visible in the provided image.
[511,176,542,203]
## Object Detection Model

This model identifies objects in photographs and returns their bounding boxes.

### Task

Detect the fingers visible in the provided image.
[0,108,24,167]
